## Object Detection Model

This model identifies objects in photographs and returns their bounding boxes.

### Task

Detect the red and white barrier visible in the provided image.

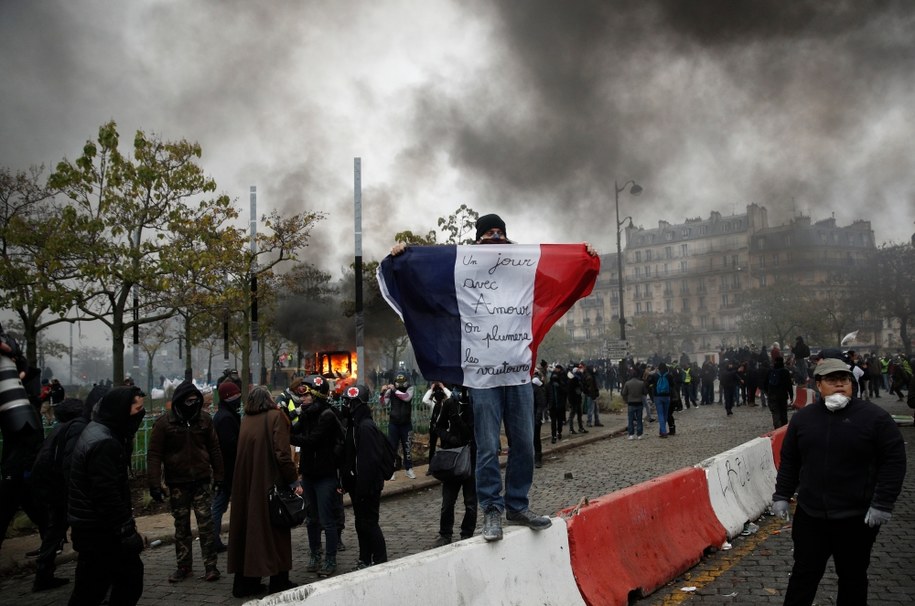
[697,437,778,539]
[561,468,726,606]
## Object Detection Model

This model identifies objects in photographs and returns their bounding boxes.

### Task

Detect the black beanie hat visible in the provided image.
[475,214,508,242]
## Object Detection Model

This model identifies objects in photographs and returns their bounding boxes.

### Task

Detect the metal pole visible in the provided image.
[615,181,627,341]
[354,158,365,382]
[250,186,260,386]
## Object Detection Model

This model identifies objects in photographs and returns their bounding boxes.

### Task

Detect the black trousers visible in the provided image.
[0,475,47,549]
[550,400,566,438]
[68,540,143,606]
[784,507,879,606]
[353,492,387,566]
[439,475,477,539]
[35,498,68,579]
[567,396,583,430]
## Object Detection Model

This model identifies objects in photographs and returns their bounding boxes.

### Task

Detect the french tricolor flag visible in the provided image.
[377,244,600,388]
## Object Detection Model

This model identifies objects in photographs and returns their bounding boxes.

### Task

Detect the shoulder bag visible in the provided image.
[263,414,307,528]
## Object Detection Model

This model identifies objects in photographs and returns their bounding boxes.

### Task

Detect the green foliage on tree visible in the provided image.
[49,121,239,383]
[0,166,78,367]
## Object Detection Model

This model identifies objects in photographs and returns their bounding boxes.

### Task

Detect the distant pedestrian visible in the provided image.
[765,357,793,429]
[211,381,242,553]
[429,389,477,546]
[621,371,647,440]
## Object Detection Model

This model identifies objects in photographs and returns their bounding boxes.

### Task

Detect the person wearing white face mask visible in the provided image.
[772,358,906,606]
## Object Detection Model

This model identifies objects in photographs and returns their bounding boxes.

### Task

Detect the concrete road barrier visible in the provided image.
[561,467,726,606]
[762,425,788,469]
[698,437,777,538]
[247,519,585,606]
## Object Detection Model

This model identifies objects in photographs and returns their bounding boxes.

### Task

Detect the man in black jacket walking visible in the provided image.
[68,386,147,606]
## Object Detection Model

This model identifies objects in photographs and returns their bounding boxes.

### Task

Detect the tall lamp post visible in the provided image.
[615,179,642,341]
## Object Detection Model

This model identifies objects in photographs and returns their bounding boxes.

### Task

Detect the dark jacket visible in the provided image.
[30,398,89,504]
[67,387,142,547]
[147,380,224,488]
[621,377,647,405]
[290,402,342,479]
[432,395,474,449]
[341,403,386,499]
[774,397,906,519]
[766,364,793,401]
[382,386,414,425]
[212,398,241,491]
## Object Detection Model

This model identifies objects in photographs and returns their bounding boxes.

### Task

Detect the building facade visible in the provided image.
[565,205,879,359]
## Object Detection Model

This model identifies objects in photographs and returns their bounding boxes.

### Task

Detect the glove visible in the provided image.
[120,530,145,555]
[771,499,790,520]
[864,507,892,528]
[149,486,165,503]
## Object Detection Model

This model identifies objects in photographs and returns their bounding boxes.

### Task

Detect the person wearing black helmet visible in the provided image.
[380,372,416,480]
[339,385,388,570]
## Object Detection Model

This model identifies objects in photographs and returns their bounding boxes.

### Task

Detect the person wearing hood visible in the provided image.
[772,358,906,605]
[211,381,242,553]
[67,385,146,606]
[147,380,224,584]
[29,389,105,592]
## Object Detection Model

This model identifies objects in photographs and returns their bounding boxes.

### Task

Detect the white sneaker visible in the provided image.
[627,435,635,440]
[405,468,417,479]
[637,435,643,440]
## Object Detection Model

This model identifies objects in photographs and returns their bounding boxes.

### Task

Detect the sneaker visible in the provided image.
[317,557,336,578]
[506,509,552,531]
[627,434,635,440]
[482,508,503,541]
[740,522,760,536]
[405,468,417,480]
[389,472,396,481]
[594,422,604,427]
[204,568,221,582]
[352,561,369,571]
[433,535,452,548]
[637,435,643,440]
[214,540,228,553]
[306,552,321,572]
[337,534,346,551]
[168,566,192,583]
[550,436,557,444]
[25,548,41,558]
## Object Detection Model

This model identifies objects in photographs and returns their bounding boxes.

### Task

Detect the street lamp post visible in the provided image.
[615,179,642,341]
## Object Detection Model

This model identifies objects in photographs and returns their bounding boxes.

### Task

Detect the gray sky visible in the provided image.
[2,0,914,278]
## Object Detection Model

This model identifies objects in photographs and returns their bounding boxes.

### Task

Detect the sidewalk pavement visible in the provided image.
[0,417,624,579]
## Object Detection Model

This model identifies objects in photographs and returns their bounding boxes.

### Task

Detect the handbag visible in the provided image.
[428,444,472,481]
[263,414,307,528]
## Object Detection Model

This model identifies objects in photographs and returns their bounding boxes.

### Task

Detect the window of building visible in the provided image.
[635,266,640,277]
[636,302,642,314]
[664,281,673,296]
[645,265,651,277]
[634,284,641,298]
[772,253,779,266]
[681,279,689,294]
[731,255,739,268]
[665,299,672,312]
[666,231,673,241]
[698,296,706,310]
[721,293,729,306]
[700,316,708,328]
[680,260,688,273]
[759,275,767,287]
[759,256,765,268]
[700,225,708,235]
[682,299,690,313]
[635,251,642,262]
[646,249,652,261]
[646,301,653,313]
[681,243,688,257]
[663,263,669,275]
[665,246,672,259]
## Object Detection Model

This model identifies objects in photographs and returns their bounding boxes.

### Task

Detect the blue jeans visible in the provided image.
[470,384,534,514]
[585,395,600,425]
[654,396,671,435]
[387,421,414,470]
[302,475,339,558]
[627,404,643,436]
[211,482,231,548]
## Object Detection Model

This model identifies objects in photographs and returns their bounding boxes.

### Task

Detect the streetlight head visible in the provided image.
[629,183,643,196]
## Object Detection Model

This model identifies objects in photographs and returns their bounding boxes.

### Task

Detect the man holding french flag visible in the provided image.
[378,213,600,541]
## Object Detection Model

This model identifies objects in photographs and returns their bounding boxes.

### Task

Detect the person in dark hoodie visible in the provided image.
[30,388,107,592]
[211,381,241,553]
[289,374,343,578]
[147,380,224,584]
[339,384,388,569]
[67,385,146,606]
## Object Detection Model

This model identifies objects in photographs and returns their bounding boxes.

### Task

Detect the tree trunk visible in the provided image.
[184,315,193,381]
[111,321,126,384]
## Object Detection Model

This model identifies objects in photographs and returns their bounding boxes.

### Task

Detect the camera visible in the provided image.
[0,354,41,435]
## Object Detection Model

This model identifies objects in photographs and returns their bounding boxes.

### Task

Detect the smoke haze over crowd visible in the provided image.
[2,0,914,277]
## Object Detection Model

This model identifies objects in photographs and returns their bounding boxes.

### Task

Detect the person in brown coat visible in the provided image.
[227,386,303,598]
